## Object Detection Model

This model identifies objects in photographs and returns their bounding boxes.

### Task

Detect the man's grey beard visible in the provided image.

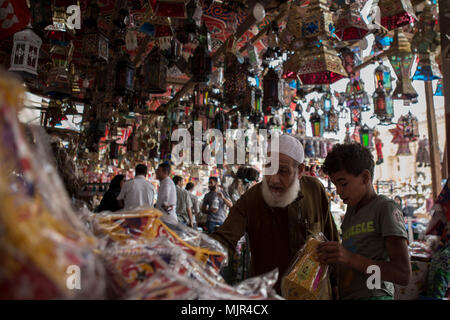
[261,174,301,208]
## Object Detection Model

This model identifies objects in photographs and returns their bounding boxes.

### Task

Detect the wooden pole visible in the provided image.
[424,80,442,199]
[439,0,450,179]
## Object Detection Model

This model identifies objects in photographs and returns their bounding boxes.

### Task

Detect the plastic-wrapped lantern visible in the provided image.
[9,27,42,78]
[310,111,324,137]
[143,46,168,94]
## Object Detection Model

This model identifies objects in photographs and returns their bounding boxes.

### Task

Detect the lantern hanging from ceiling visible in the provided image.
[335,2,369,42]
[398,111,419,140]
[114,54,135,96]
[29,0,53,30]
[324,106,339,133]
[263,67,283,114]
[9,27,42,78]
[190,24,212,83]
[44,40,73,99]
[435,80,443,96]
[82,29,109,62]
[297,113,307,136]
[374,61,393,94]
[299,0,337,40]
[378,0,416,30]
[340,47,361,78]
[143,46,168,94]
[388,29,418,104]
[390,122,412,156]
[321,88,333,113]
[359,124,373,148]
[288,41,348,85]
[310,110,324,137]
[349,100,362,126]
[413,53,442,81]
[372,86,394,123]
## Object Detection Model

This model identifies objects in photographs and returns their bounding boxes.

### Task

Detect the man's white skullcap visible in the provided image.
[268,134,305,164]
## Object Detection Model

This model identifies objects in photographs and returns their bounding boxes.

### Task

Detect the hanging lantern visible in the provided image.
[29,0,53,30]
[413,53,442,81]
[82,30,109,62]
[263,68,283,114]
[340,47,361,78]
[114,54,135,96]
[298,0,337,40]
[109,141,119,159]
[83,1,101,28]
[388,29,418,104]
[349,100,362,126]
[435,80,443,96]
[285,42,347,85]
[143,46,168,94]
[372,87,394,123]
[297,113,307,136]
[390,122,412,156]
[324,106,339,133]
[321,88,333,113]
[9,27,42,78]
[190,43,212,83]
[378,0,416,30]
[310,111,324,137]
[374,61,393,94]
[359,124,373,148]
[398,112,419,140]
[335,3,369,42]
[44,62,72,99]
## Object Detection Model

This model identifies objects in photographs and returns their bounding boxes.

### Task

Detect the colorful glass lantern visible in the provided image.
[287,42,348,85]
[359,124,373,148]
[324,106,339,133]
[372,86,394,123]
[143,46,168,94]
[340,47,361,78]
[9,27,42,78]
[114,54,135,96]
[299,0,337,40]
[435,80,443,96]
[321,89,333,112]
[379,0,416,30]
[413,53,442,81]
[263,67,283,113]
[82,30,109,62]
[335,3,369,42]
[297,113,307,136]
[310,110,324,137]
[349,100,362,126]
[388,29,418,103]
[374,61,393,94]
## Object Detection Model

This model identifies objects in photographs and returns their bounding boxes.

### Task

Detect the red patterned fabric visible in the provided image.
[0,0,31,41]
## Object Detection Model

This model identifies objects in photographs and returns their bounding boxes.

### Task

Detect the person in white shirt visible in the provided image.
[155,162,178,222]
[117,164,155,210]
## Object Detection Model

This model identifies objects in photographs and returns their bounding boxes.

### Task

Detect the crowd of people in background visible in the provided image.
[95,162,260,234]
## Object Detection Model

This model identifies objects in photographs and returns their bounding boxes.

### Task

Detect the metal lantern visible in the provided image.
[335,3,369,42]
[9,27,42,78]
[263,68,283,114]
[359,124,373,148]
[143,46,168,94]
[297,113,307,136]
[349,100,362,126]
[340,47,361,78]
[83,30,109,62]
[324,106,339,133]
[374,61,393,93]
[29,0,53,30]
[379,0,417,30]
[190,43,212,83]
[310,110,324,137]
[114,54,135,96]
[372,86,394,123]
[435,80,443,96]
[413,53,442,81]
[287,41,347,85]
[321,89,333,113]
[388,29,418,103]
[399,111,419,140]
[299,0,336,40]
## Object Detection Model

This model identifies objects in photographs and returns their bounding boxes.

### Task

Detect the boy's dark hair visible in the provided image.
[173,175,183,185]
[135,164,148,176]
[186,182,194,191]
[322,143,374,180]
[158,162,171,174]
[209,176,218,183]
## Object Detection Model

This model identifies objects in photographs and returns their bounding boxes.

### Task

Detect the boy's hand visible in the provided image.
[317,241,352,266]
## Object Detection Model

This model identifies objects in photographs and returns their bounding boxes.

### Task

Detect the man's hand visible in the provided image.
[217,192,224,199]
[316,241,353,266]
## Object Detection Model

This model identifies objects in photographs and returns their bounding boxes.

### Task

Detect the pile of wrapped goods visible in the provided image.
[0,72,282,300]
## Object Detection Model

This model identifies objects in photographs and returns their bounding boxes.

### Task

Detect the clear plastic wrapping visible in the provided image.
[0,71,105,299]
[281,233,332,300]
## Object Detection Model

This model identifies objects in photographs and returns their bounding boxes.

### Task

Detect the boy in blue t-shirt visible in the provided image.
[317,143,411,300]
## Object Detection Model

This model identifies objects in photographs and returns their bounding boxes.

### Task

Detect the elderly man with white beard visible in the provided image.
[210,135,339,295]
